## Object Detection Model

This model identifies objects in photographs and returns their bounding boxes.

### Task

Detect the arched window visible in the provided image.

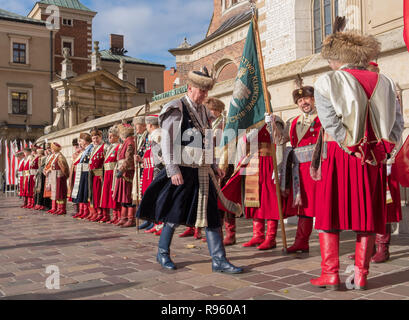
[313,0,339,53]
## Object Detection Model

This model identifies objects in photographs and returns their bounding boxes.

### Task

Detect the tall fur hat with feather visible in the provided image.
[292,74,314,104]
[321,16,381,67]
[187,66,215,91]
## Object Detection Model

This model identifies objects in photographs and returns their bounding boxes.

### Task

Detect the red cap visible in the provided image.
[369,61,378,67]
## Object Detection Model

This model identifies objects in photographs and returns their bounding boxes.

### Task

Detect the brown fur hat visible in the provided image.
[79,133,92,144]
[321,30,381,67]
[187,66,215,91]
[204,97,225,113]
[90,127,102,137]
[292,74,314,104]
[108,124,120,137]
[72,138,79,147]
[51,142,62,152]
[118,121,134,138]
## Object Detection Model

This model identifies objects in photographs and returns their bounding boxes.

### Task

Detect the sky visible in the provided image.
[0,0,214,69]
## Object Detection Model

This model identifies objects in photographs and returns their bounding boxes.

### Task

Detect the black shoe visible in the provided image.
[138,221,154,230]
[212,257,243,274]
[157,249,176,270]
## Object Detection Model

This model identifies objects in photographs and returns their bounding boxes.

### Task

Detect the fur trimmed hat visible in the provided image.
[72,138,78,147]
[37,148,45,155]
[292,74,314,104]
[90,127,102,137]
[108,124,120,137]
[133,116,145,125]
[321,16,381,67]
[51,142,62,152]
[118,121,134,138]
[145,115,159,125]
[204,97,225,113]
[187,66,215,91]
[79,133,92,144]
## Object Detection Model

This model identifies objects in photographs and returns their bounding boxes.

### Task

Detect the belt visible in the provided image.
[24,170,30,177]
[92,168,103,177]
[30,169,38,175]
[259,142,274,157]
[104,162,116,171]
[77,163,89,172]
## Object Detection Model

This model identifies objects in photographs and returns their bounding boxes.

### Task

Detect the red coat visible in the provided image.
[221,125,283,220]
[315,69,389,234]
[285,115,322,218]
[101,144,120,209]
[18,160,25,197]
[89,144,105,208]
[113,137,135,204]
[141,148,154,195]
[23,157,31,197]
[68,152,82,202]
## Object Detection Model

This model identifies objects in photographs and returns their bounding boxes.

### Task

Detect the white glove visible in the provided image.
[265,113,272,123]
[387,164,392,177]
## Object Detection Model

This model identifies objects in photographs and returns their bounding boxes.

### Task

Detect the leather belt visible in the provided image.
[24,170,30,177]
[77,163,89,172]
[30,169,38,175]
[92,168,103,177]
[104,163,116,171]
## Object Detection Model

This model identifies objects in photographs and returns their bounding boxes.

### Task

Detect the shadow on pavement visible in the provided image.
[0,235,125,251]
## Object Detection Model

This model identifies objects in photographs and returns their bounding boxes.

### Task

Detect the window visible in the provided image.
[62,18,73,26]
[61,38,74,56]
[13,43,26,64]
[313,0,339,53]
[136,78,146,93]
[63,41,72,56]
[223,0,244,11]
[11,92,28,115]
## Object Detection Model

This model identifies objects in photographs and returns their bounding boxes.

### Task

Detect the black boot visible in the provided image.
[157,223,176,270]
[138,220,154,230]
[206,227,243,274]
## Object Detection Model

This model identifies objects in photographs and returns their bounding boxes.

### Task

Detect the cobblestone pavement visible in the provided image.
[0,196,409,300]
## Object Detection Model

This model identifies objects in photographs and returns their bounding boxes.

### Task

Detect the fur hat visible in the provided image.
[133,116,145,125]
[187,66,215,91]
[51,142,62,152]
[118,121,134,138]
[145,115,159,125]
[90,127,102,137]
[79,133,92,144]
[292,74,314,104]
[108,124,120,137]
[204,97,225,113]
[72,138,79,147]
[37,148,45,155]
[321,16,381,67]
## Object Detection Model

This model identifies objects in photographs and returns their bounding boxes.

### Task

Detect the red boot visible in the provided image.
[73,204,83,218]
[99,209,111,223]
[223,213,236,246]
[48,200,57,214]
[154,223,164,236]
[354,233,376,290]
[286,217,313,253]
[194,227,202,240]
[92,208,104,222]
[371,224,391,263]
[107,209,118,224]
[115,206,128,226]
[145,223,159,233]
[121,207,136,228]
[87,206,98,221]
[79,203,91,219]
[21,197,28,208]
[242,219,265,247]
[310,232,340,290]
[179,227,195,237]
[26,197,34,209]
[56,203,67,215]
[257,220,278,250]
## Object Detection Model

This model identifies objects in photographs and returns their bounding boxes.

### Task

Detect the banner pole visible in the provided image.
[251,7,287,251]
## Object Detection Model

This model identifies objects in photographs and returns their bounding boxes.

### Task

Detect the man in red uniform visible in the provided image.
[270,78,321,254]
[26,146,39,209]
[222,119,285,251]
[101,125,121,224]
[47,143,69,215]
[310,19,404,290]
[87,128,106,222]
[17,150,26,206]
[113,122,136,228]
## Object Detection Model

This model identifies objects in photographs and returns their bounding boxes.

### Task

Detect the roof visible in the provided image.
[169,9,252,54]
[37,0,94,12]
[100,50,166,68]
[0,8,45,26]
